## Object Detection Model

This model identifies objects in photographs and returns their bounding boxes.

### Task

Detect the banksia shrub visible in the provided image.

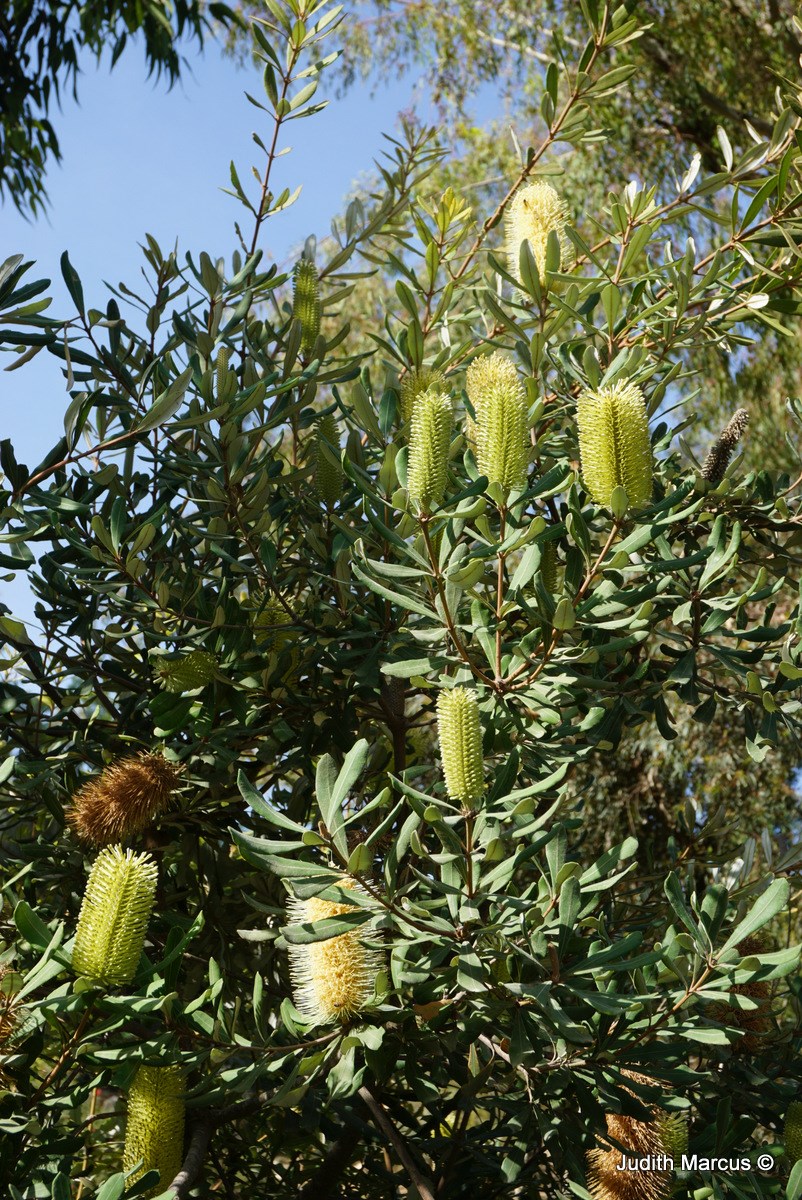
[292,257,321,355]
[465,352,528,494]
[407,389,453,512]
[437,687,484,805]
[72,846,158,986]
[586,1072,687,1200]
[67,753,181,846]
[505,180,569,282]
[577,380,653,513]
[314,412,343,508]
[785,1101,802,1165]
[700,408,749,483]
[123,1064,186,1195]
[400,365,445,426]
[286,878,384,1024]
[153,649,217,693]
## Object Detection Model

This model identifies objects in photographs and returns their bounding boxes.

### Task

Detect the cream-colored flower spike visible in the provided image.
[123,1065,186,1196]
[72,846,158,986]
[576,380,653,513]
[465,352,528,493]
[400,365,445,426]
[505,180,569,283]
[437,687,484,805]
[286,879,384,1024]
[407,389,453,512]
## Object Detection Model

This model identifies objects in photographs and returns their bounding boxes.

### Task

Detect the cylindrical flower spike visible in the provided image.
[539,540,558,594]
[72,846,158,986]
[153,649,217,694]
[785,1101,802,1165]
[586,1072,686,1200]
[701,407,749,484]
[292,258,321,355]
[251,594,294,650]
[286,878,384,1025]
[437,687,484,805]
[407,389,453,513]
[400,365,446,426]
[314,413,344,509]
[505,180,569,284]
[67,753,181,846]
[466,352,528,494]
[577,380,653,513]
[123,1065,186,1195]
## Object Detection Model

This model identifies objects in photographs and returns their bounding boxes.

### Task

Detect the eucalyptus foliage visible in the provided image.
[4,2,802,1198]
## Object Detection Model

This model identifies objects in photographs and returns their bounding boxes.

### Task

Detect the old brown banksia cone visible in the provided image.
[586,1071,687,1200]
[67,752,181,846]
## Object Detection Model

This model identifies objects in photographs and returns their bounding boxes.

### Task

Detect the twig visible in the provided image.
[358,1084,437,1200]
[298,1126,363,1200]
[167,1094,266,1198]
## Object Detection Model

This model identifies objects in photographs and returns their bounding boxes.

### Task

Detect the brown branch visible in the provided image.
[298,1126,363,1200]
[358,1084,437,1200]
[167,1094,266,1198]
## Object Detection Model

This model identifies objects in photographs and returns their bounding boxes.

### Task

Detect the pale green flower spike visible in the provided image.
[292,258,321,355]
[576,380,653,512]
[466,352,528,493]
[785,1101,802,1164]
[437,687,484,805]
[153,649,217,693]
[314,413,343,509]
[505,180,569,282]
[659,1112,688,1160]
[123,1065,186,1196]
[72,846,158,986]
[407,389,453,513]
[400,365,445,426]
[539,541,558,594]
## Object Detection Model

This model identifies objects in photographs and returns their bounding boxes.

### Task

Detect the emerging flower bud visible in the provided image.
[407,389,453,513]
[292,258,321,355]
[67,753,181,846]
[785,1101,802,1165]
[400,365,446,426]
[72,846,158,986]
[577,380,653,512]
[700,408,749,484]
[466,352,528,494]
[286,878,384,1024]
[314,412,344,509]
[505,180,569,283]
[437,687,484,805]
[539,540,558,594]
[123,1065,186,1195]
[153,650,217,694]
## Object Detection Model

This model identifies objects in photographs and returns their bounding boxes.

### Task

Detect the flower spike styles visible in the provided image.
[407,389,453,513]
[292,257,321,355]
[123,1065,186,1196]
[701,407,749,484]
[72,846,158,987]
[286,878,384,1025]
[314,412,344,509]
[586,1071,686,1200]
[437,687,484,805]
[785,1101,802,1165]
[506,180,569,284]
[400,365,446,426]
[153,649,217,694]
[67,752,181,846]
[577,380,653,513]
[466,352,528,494]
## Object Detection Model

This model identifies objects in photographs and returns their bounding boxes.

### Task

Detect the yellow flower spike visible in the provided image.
[436,687,484,805]
[466,352,528,494]
[67,753,182,846]
[400,365,445,426]
[286,878,384,1025]
[586,1072,685,1200]
[123,1065,186,1195]
[785,1101,802,1165]
[153,649,217,694]
[292,258,321,355]
[576,380,653,513]
[407,389,453,513]
[72,846,158,986]
[505,180,569,284]
[314,413,344,509]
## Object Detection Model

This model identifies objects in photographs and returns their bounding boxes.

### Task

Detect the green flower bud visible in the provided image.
[292,258,321,355]
[72,846,158,987]
[400,366,445,426]
[466,353,528,494]
[123,1065,186,1195]
[314,413,343,509]
[505,181,569,284]
[251,594,294,650]
[436,687,484,805]
[153,650,217,693]
[539,541,558,593]
[407,390,453,513]
[785,1101,802,1164]
[576,380,653,512]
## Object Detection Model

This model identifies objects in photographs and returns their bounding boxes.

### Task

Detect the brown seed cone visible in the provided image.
[67,753,182,846]
[586,1072,677,1200]
[709,934,772,1052]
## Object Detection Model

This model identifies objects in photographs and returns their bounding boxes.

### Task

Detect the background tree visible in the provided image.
[4,2,802,1199]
